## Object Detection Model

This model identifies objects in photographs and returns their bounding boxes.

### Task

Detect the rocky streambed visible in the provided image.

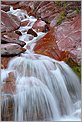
[1,1,81,121]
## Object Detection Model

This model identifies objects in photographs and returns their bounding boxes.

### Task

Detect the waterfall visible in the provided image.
[1,7,81,121]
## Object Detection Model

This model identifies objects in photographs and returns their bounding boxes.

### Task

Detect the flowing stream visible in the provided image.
[1,7,81,121]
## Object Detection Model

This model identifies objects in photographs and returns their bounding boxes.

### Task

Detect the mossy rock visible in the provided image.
[72,66,81,79]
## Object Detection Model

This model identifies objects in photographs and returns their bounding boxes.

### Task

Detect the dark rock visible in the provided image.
[1,1,19,5]
[27,29,37,37]
[15,30,22,36]
[1,4,10,12]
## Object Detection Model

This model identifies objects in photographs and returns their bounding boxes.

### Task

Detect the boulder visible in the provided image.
[27,29,37,37]
[32,19,49,32]
[1,43,26,56]
[34,29,62,60]
[55,15,81,64]
[1,10,20,32]
[1,32,26,47]
[1,4,10,12]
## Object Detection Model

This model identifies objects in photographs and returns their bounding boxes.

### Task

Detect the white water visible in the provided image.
[1,7,81,121]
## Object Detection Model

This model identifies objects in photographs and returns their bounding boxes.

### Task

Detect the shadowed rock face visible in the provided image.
[27,28,37,37]
[1,4,10,12]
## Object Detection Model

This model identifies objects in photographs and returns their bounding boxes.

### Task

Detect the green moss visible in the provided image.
[57,11,66,25]
[75,7,80,14]
[72,66,81,78]
[55,1,67,8]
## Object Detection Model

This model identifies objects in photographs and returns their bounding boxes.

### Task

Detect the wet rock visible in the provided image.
[2,31,19,41]
[1,43,26,56]
[21,20,29,26]
[1,10,20,32]
[27,29,37,37]
[1,64,4,69]
[32,19,49,32]
[1,32,26,47]
[1,4,10,12]
[15,30,22,36]
[1,81,16,94]
[6,72,16,83]
[1,57,12,68]
[55,15,81,64]
[34,29,62,60]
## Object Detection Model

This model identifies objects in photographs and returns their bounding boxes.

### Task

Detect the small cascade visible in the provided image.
[14,77,60,121]
[1,6,81,121]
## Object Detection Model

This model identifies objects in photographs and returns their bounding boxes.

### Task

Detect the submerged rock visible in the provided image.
[1,57,12,69]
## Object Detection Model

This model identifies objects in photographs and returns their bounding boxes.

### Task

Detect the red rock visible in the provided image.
[1,32,26,47]
[37,2,54,14]
[1,43,26,56]
[19,2,34,16]
[50,13,60,27]
[1,71,16,93]
[1,22,6,33]
[34,29,62,60]
[1,1,19,5]
[9,14,21,26]
[27,29,37,37]
[1,4,10,12]
[32,19,48,32]
[2,31,19,40]
[55,15,81,64]
[1,10,20,32]
[1,57,12,68]
[1,82,16,94]
[21,20,29,26]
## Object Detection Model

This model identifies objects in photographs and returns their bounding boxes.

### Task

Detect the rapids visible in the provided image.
[1,7,81,121]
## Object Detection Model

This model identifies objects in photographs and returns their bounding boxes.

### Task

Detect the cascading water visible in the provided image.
[1,6,81,121]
